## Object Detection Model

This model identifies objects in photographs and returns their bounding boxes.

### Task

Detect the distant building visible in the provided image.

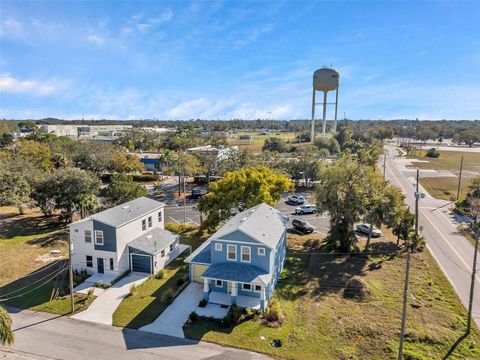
[39,124,132,138]
[187,145,239,161]
[129,152,165,172]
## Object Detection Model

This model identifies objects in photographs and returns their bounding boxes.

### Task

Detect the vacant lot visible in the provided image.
[228,131,298,153]
[0,207,92,314]
[408,151,480,200]
[112,224,204,328]
[184,231,480,360]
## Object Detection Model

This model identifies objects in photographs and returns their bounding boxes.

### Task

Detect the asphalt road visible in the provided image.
[384,145,480,328]
[3,307,270,360]
[164,192,330,236]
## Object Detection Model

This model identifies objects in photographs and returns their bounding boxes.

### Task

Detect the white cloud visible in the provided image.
[0,74,57,96]
[0,18,22,38]
[235,24,274,46]
[86,34,105,45]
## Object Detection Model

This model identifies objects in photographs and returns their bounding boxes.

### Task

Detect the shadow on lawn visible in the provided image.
[122,260,189,330]
[0,259,68,309]
[0,211,66,241]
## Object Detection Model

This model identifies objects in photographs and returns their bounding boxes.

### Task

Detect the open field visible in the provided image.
[0,207,68,287]
[112,224,205,328]
[420,177,473,201]
[0,207,94,314]
[407,150,480,176]
[184,230,480,360]
[227,131,298,153]
[407,151,480,200]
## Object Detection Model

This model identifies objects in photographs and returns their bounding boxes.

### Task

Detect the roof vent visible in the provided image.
[249,209,255,213]
[240,217,248,222]
[146,235,153,239]
[122,205,130,210]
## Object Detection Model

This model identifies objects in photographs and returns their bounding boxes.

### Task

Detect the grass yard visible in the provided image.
[112,224,206,328]
[183,231,480,360]
[0,207,68,287]
[0,207,94,314]
[419,177,473,201]
[407,151,480,201]
[407,150,480,175]
[227,131,298,153]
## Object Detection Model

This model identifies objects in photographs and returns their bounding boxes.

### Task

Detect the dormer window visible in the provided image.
[215,243,222,251]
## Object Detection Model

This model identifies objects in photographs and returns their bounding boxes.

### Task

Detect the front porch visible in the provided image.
[202,278,267,310]
[208,290,263,309]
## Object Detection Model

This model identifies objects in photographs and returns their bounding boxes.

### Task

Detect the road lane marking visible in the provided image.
[168,216,180,224]
[187,218,199,226]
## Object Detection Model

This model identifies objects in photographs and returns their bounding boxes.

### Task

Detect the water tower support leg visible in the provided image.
[333,88,339,133]
[322,91,328,137]
[310,88,316,142]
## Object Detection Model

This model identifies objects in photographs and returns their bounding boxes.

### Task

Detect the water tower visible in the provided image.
[310,67,340,140]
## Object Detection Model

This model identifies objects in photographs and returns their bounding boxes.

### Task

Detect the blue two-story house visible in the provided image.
[185,203,288,310]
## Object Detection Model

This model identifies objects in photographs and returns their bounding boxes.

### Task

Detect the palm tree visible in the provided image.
[0,306,14,346]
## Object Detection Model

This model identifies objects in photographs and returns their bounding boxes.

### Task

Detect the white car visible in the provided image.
[295,204,316,215]
[356,223,383,238]
[288,194,305,205]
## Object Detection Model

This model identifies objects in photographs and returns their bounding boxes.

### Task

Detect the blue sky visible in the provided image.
[0,0,479,120]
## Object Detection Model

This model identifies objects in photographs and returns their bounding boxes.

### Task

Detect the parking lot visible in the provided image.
[164,191,330,236]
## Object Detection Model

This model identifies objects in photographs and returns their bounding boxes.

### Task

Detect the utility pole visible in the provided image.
[456,156,464,201]
[398,248,411,360]
[68,235,74,313]
[466,233,479,334]
[184,195,187,224]
[415,169,420,236]
[383,152,387,181]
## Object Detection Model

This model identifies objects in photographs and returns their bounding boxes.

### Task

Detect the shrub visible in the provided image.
[189,311,198,322]
[130,283,138,296]
[265,298,284,324]
[161,288,175,304]
[198,298,207,307]
[342,277,371,302]
[94,281,111,289]
[426,148,440,158]
[411,233,426,252]
[87,288,95,299]
[155,270,165,279]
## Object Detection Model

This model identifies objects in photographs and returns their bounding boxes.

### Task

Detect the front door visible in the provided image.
[227,281,232,294]
[97,258,104,273]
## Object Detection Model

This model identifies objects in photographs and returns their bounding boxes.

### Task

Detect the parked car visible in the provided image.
[189,188,207,199]
[356,223,383,238]
[288,194,305,205]
[292,219,314,233]
[295,204,316,215]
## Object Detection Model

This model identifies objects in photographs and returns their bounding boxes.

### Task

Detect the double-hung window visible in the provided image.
[94,230,104,245]
[216,280,223,287]
[161,249,165,257]
[86,255,93,267]
[258,247,265,256]
[242,283,251,291]
[142,219,147,231]
[169,243,174,252]
[158,211,162,222]
[84,230,92,243]
[215,243,222,251]
[148,216,152,228]
[227,245,236,261]
[241,246,251,262]
[109,258,114,270]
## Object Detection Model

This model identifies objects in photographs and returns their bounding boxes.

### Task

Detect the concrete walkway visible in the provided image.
[72,272,149,325]
[140,283,228,338]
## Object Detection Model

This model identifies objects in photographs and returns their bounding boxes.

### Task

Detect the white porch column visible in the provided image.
[203,278,210,301]
[231,281,237,305]
[260,286,266,311]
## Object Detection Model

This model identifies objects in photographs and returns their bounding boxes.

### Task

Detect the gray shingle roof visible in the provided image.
[210,203,288,249]
[202,262,271,285]
[128,227,178,255]
[90,197,164,228]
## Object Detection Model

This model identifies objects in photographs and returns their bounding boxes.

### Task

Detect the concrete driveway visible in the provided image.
[72,272,149,325]
[140,283,228,338]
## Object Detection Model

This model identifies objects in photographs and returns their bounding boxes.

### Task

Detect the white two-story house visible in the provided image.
[70,197,184,276]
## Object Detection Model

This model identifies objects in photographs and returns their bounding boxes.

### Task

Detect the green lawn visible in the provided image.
[112,224,206,328]
[407,150,479,201]
[420,177,473,201]
[227,131,299,153]
[183,233,480,360]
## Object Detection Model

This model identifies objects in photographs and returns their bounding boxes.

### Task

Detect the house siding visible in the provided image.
[92,220,117,252]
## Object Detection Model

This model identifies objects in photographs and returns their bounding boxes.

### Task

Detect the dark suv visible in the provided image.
[189,188,207,199]
[292,219,314,234]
